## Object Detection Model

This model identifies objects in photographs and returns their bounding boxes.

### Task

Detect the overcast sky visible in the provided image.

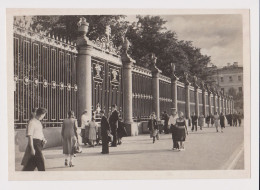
[126,15,243,67]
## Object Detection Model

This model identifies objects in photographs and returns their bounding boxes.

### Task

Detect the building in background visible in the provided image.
[206,62,243,113]
[207,62,243,94]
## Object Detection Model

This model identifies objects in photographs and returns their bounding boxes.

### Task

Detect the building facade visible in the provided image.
[207,62,243,94]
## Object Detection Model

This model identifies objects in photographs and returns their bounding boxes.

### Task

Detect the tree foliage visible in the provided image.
[21,15,212,79]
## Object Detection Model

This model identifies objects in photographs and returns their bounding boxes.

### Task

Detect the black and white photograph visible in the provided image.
[5,8,252,181]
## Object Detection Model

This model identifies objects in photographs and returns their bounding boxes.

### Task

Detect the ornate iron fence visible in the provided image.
[132,65,153,120]
[14,25,78,128]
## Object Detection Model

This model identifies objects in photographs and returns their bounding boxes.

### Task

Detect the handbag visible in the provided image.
[73,140,82,153]
[107,131,113,142]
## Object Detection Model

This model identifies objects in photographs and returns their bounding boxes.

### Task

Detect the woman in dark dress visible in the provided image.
[176,111,188,151]
[205,114,211,128]
[219,112,225,133]
[117,120,127,145]
[210,114,215,127]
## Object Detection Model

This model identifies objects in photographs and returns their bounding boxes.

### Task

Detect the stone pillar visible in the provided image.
[231,98,234,114]
[221,96,224,114]
[202,83,206,116]
[227,98,230,114]
[121,45,136,124]
[170,63,178,110]
[208,91,212,116]
[194,80,200,117]
[218,94,221,114]
[150,54,161,120]
[76,18,92,120]
[213,92,217,114]
[184,73,190,119]
[224,96,228,115]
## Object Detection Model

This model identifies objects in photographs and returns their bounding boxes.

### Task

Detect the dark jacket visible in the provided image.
[148,119,158,131]
[117,121,128,138]
[206,116,211,123]
[220,115,225,127]
[163,113,169,126]
[101,116,110,137]
[109,110,119,131]
[191,115,198,124]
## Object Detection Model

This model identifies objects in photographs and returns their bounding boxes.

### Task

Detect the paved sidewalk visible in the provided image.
[15,125,244,171]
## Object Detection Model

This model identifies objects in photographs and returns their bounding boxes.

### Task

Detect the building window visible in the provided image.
[220,77,224,82]
[239,87,242,92]
[229,76,233,82]
[238,76,242,81]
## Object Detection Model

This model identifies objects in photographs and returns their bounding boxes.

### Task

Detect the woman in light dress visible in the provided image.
[62,111,78,167]
[198,112,205,130]
[88,117,98,147]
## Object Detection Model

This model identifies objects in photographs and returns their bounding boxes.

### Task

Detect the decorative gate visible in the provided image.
[91,57,122,117]
[13,25,78,128]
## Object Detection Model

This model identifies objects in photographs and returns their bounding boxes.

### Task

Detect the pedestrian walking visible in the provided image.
[168,108,179,150]
[210,114,215,127]
[238,112,242,127]
[21,108,38,169]
[176,111,188,151]
[81,110,90,145]
[219,112,225,133]
[61,111,78,167]
[191,112,198,132]
[162,111,169,134]
[109,104,119,147]
[205,114,210,128]
[229,113,233,127]
[233,112,238,127]
[117,120,128,145]
[88,117,98,147]
[148,112,159,143]
[214,112,220,132]
[100,110,110,154]
[22,108,47,171]
[198,112,205,130]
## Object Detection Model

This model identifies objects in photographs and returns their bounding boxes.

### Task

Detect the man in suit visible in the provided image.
[191,112,198,132]
[100,110,110,154]
[109,104,119,147]
[162,111,169,134]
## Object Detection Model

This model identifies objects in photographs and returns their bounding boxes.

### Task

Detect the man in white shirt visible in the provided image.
[81,110,90,145]
[22,108,47,171]
[168,108,179,150]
